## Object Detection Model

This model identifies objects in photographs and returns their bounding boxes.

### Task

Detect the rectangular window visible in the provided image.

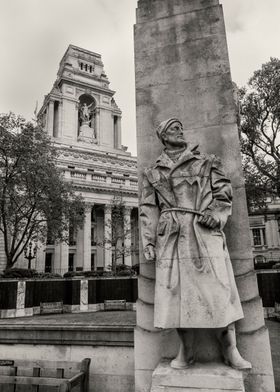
[262,228,267,246]
[113,116,118,148]
[69,223,76,246]
[91,226,96,246]
[91,254,95,271]
[46,229,54,245]
[252,228,262,246]
[45,253,52,273]
[53,100,59,137]
[68,254,74,272]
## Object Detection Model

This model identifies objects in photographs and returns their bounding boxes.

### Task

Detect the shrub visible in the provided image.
[254,261,278,270]
[115,264,137,276]
[83,270,102,278]
[63,271,85,278]
[2,268,37,279]
[35,272,62,279]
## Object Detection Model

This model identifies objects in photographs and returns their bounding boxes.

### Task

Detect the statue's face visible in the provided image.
[162,121,186,147]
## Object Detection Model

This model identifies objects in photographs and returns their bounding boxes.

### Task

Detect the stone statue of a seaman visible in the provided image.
[140,118,251,370]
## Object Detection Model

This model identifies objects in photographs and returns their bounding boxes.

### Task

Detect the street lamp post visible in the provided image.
[24,242,37,269]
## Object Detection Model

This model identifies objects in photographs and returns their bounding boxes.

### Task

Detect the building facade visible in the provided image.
[249,198,280,266]
[0,45,139,275]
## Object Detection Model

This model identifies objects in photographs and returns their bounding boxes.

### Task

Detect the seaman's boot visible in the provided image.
[170,329,195,369]
[216,324,252,370]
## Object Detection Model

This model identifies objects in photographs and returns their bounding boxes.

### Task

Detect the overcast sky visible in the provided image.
[0,0,279,156]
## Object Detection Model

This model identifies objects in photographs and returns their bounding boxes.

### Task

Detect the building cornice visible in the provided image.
[71,182,138,197]
[56,145,137,169]
[57,77,115,97]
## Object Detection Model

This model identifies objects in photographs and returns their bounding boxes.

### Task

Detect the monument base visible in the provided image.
[151,360,246,392]
[78,124,97,144]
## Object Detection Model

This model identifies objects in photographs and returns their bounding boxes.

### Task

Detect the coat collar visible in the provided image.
[155,143,201,171]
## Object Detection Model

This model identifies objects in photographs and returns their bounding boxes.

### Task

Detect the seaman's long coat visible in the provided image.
[140,145,243,329]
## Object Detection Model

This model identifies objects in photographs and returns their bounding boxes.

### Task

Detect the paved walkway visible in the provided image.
[0,311,136,326]
[0,312,279,390]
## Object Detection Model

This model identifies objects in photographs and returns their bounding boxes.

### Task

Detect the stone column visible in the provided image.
[266,216,280,248]
[134,1,275,391]
[60,241,69,275]
[104,205,112,270]
[83,205,92,271]
[124,206,132,266]
[54,241,69,276]
[35,242,46,273]
[47,100,54,136]
[272,219,280,247]
[117,116,122,149]
[58,101,63,138]
[265,218,274,248]
[75,101,79,140]
[76,227,84,270]
[95,108,100,144]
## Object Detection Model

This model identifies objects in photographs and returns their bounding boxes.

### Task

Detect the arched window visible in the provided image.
[254,255,266,264]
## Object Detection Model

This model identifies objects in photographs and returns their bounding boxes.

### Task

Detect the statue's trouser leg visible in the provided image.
[170,328,194,369]
[215,323,252,370]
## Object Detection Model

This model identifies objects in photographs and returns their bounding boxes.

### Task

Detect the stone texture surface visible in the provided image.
[134,0,275,391]
[137,275,155,304]
[150,361,245,391]
[80,278,89,311]
[0,344,134,392]
[16,281,25,309]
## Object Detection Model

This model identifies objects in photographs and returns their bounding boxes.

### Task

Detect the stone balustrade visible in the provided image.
[62,168,138,190]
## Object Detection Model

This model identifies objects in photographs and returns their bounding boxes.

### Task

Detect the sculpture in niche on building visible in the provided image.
[78,98,97,144]
[80,102,93,123]
[140,118,252,371]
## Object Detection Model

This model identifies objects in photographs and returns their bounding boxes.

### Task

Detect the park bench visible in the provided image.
[40,301,63,315]
[0,357,90,391]
[104,299,126,311]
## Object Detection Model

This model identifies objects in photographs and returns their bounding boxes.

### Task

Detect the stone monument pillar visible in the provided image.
[134,1,275,391]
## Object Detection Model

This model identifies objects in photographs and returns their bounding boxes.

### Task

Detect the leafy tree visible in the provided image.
[239,57,280,210]
[0,112,85,269]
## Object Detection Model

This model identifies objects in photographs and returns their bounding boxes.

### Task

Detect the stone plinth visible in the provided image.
[78,124,97,143]
[151,361,245,392]
[134,0,275,391]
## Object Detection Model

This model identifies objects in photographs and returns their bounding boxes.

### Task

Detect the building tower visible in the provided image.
[34,45,139,275]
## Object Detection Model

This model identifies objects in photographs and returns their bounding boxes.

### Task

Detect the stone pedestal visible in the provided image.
[134,0,275,391]
[151,361,245,392]
[78,124,97,143]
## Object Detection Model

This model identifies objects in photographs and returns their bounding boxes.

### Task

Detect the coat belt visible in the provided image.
[161,207,204,217]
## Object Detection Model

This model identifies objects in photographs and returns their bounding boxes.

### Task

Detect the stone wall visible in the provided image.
[0,277,138,318]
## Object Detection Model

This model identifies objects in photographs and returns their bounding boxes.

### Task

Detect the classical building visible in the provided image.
[0,45,139,275]
[249,197,280,265]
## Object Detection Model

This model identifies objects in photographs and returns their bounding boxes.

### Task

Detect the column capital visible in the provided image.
[84,204,93,213]
[124,206,133,216]
[104,205,112,214]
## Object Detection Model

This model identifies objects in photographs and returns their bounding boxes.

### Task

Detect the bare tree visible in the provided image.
[239,58,280,209]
